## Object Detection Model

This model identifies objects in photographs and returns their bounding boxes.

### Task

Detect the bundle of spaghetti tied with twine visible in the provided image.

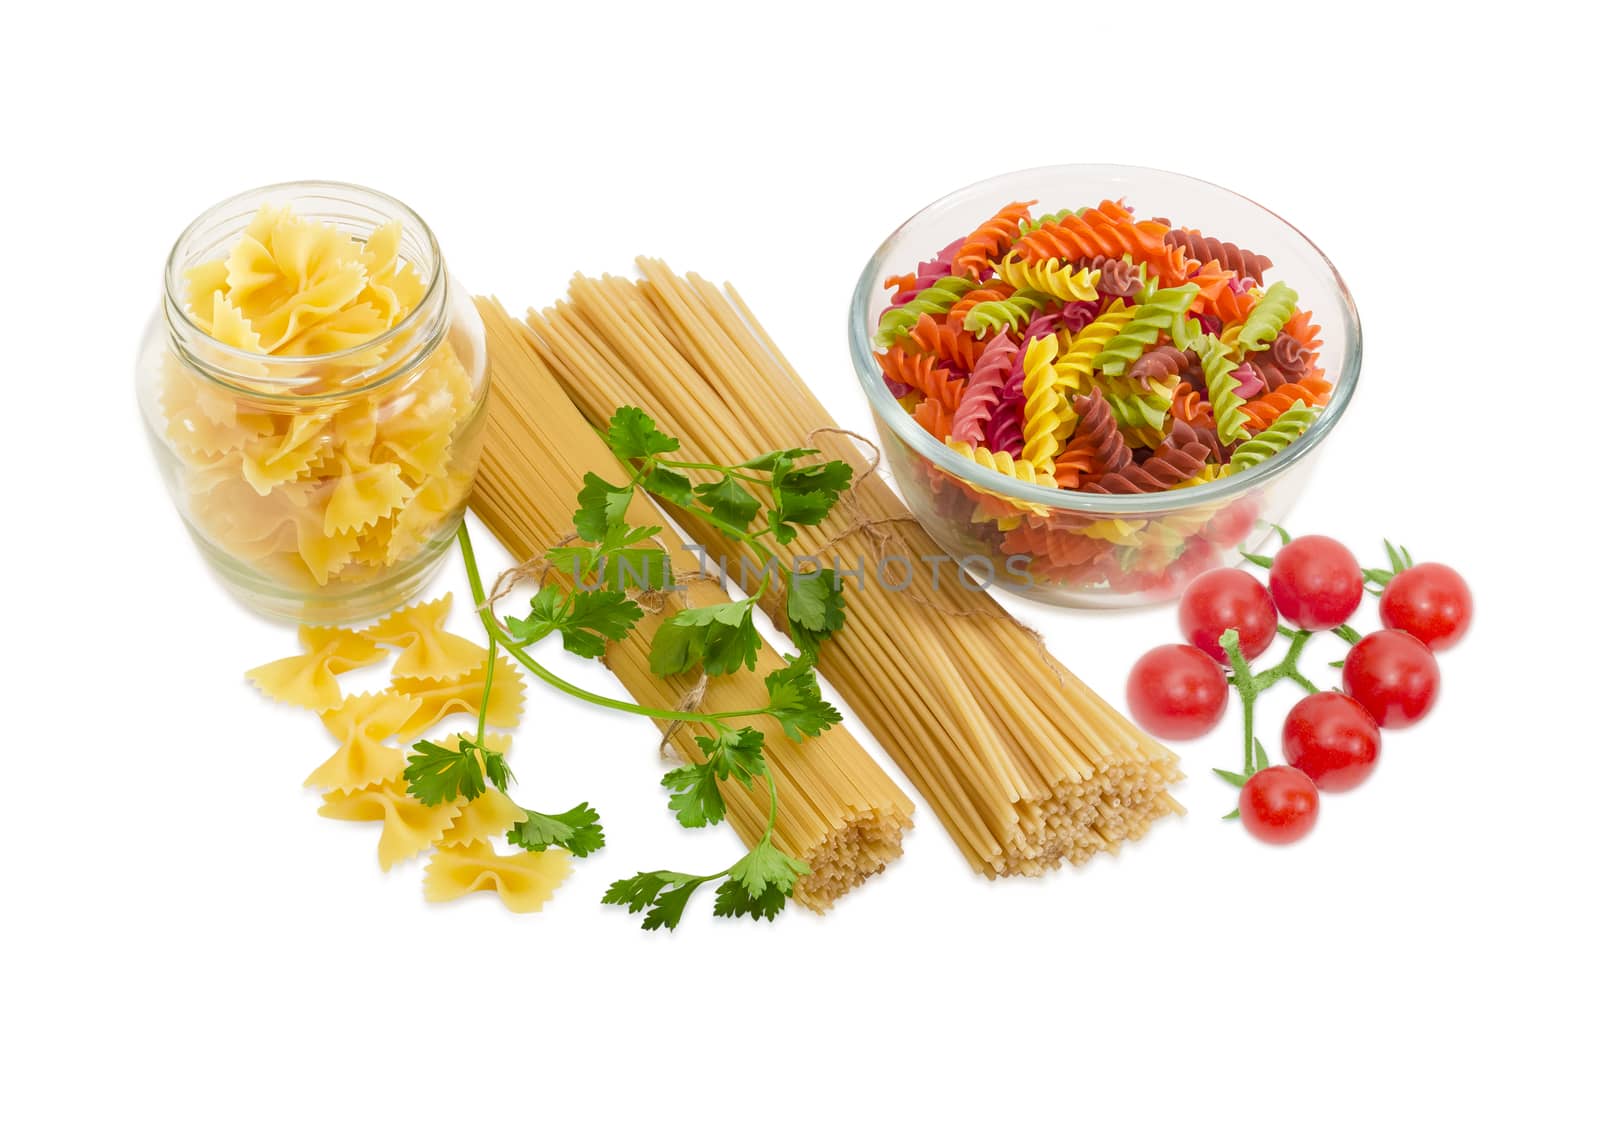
[469,298,913,911]
[501,261,1183,877]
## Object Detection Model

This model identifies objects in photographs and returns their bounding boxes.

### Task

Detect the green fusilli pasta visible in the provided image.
[962,289,1053,337]
[1226,400,1316,473]
[1092,282,1200,376]
[1236,280,1298,353]
[1197,334,1251,445]
[875,275,978,346]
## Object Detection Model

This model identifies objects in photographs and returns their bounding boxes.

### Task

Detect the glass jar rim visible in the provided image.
[847,163,1363,517]
[162,179,446,383]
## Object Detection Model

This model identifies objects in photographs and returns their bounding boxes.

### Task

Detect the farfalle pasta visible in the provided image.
[245,625,388,711]
[319,777,464,870]
[361,595,483,681]
[421,840,571,914]
[141,185,488,623]
[245,595,559,913]
[873,196,1333,595]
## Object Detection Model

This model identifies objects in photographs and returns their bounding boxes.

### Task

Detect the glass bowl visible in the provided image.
[848,164,1361,608]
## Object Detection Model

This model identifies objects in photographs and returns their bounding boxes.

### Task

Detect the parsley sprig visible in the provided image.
[594,406,856,664]
[603,774,810,930]
[404,406,852,929]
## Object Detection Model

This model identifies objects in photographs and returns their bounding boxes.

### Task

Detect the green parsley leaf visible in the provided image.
[504,588,564,646]
[601,870,711,932]
[649,599,760,677]
[696,726,767,787]
[777,458,855,500]
[506,802,606,857]
[404,737,510,805]
[661,763,726,828]
[787,567,846,635]
[642,465,694,507]
[767,459,852,542]
[712,876,788,921]
[506,589,644,659]
[764,660,842,741]
[573,473,635,541]
[546,523,672,592]
[725,839,809,905]
[604,406,678,464]
[693,474,761,531]
[564,589,645,652]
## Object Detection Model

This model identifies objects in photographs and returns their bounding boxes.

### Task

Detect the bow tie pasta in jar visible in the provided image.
[136,182,488,623]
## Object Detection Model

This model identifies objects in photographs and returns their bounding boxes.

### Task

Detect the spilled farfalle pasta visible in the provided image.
[247,595,569,913]
[874,198,1331,594]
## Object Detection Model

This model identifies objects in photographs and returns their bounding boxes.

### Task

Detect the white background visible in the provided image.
[4,2,1594,1133]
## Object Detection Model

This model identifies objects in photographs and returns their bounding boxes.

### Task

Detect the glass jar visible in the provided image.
[136,181,488,624]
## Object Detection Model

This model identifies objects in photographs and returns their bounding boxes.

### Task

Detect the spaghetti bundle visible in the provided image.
[470,299,913,911]
[507,262,1183,877]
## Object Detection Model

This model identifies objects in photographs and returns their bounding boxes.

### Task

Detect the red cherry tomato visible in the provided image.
[1342,629,1440,728]
[1238,766,1319,845]
[1204,500,1258,546]
[1179,567,1277,664]
[1380,562,1472,651]
[1282,691,1381,791]
[1269,535,1364,630]
[1125,644,1229,740]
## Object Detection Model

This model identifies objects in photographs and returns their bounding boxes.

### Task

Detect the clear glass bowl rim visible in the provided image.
[847,163,1363,517]
[162,178,445,377]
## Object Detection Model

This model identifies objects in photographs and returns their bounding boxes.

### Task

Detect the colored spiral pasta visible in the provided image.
[1018,333,1066,467]
[1092,283,1201,376]
[1163,228,1274,282]
[950,332,1017,445]
[872,194,1330,592]
[1236,280,1299,353]
[1196,334,1251,445]
[963,290,1054,337]
[953,200,1037,278]
[1225,400,1315,473]
[995,254,1101,302]
[876,274,977,345]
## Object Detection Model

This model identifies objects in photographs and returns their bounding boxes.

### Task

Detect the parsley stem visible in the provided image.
[475,646,495,747]
[654,458,768,484]
[456,523,752,728]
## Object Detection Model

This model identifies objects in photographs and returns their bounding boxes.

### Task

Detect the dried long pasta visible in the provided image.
[511,263,1183,877]
[469,298,913,911]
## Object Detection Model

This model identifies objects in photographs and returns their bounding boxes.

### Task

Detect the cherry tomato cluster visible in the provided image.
[1126,532,1472,845]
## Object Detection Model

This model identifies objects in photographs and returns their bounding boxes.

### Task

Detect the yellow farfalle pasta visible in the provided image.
[318,777,464,870]
[305,691,423,791]
[422,839,571,914]
[159,203,483,601]
[245,625,388,711]
[361,594,483,681]
[391,653,526,738]
[323,457,411,537]
[440,788,528,848]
